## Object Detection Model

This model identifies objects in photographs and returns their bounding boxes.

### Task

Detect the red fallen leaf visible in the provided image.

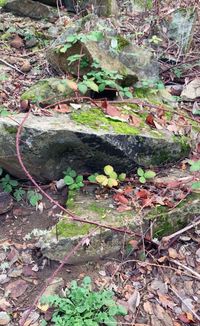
[163,199,174,208]
[101,100,121,117]
[54,104,71,113]
[117,205,132,212]
[178,313,192,323]
[113,193,129,205]
[123,186,133,195]
[140,197,154,207]
[136,189,149,199]
[129,239,139,249]
[146,114,156,127]
[128,114,141,127]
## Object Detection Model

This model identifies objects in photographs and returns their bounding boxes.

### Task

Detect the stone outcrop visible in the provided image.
[0,106,189,181]
[3,0,52,19]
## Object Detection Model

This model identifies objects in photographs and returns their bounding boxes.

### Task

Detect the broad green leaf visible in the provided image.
[189,160,200,172]
[137,167,144,177]
[109,171,117,180]
[118,173,126,181]
[191,181,200,189]
[66,35,77,42]
[9,179,18,187]
[98,83,106,92]
[139,176,146,184]
[144,170,156,179]
[96,175,108,186]
[85,79,99,92]
[88,175,97,182]
[67,169,77,178]
[64,175,74,185]
[59,43,72,53]
[78,83,88,94]
[104,165,114,176]
[107,178,118,188]
[76,175,83,183]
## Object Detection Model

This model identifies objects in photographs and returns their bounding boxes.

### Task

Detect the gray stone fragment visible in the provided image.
[3,0,51,20]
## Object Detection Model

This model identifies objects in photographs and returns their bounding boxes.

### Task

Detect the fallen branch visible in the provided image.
[161,216,200,246]
[0,58,25,75]
[169,259,200,281]
[170,285,200,322]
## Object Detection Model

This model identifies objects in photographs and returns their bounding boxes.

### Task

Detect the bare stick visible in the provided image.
[170,259,200,281]
[170,285,200,322]
[161,217,200,245]
[0,58,24,75]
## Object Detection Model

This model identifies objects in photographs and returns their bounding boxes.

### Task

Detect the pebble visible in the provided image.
[0,312,10,325]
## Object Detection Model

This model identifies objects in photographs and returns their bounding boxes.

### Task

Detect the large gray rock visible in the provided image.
[0,105,189,181]
[3,0,52,19]
[39,188,200,263]
[47,15,158,83]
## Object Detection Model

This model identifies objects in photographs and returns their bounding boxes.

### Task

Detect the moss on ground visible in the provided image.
[54,219,92,237]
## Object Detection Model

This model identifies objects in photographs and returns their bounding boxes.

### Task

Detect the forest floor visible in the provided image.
[0,2,200,326]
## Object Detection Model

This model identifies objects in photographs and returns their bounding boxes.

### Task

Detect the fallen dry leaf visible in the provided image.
[128,289,141,313]
[54,104,71,113]
[5,279,28,298]
[158,293,176,309]
[143,301,153,315]
[168,247,178,259]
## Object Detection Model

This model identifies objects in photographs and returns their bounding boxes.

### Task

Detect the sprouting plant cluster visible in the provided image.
[0,167,42,206]
[89,165,126,188]
[63,167,84,191]
[137,167,156,184]
[57,31,133,99]
[40,276,127,326]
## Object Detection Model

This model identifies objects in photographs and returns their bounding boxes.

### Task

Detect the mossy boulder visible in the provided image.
[0,103,190,181]
[47,15,158,84]
[39,187,200,263]
[21,78,74,105]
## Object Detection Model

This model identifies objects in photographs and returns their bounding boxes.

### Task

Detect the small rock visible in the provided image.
[20,60,32,73]
[181,78,200,100]
[25,37,38,48]
[4,0,51,20]
[0,274,10,285]
[0,312,10,325]
[10,34,24,49]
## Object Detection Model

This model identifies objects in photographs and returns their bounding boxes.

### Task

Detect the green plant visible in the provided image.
[27,190,43,206]
[0,0,7,7]
[0,174,18,192]
[40,276,127,326]
[189,160,200,190]
[63,167,84,191]
[137,167,156,184]
[0,107,9,117]
[13,187,26,202]
[95,165,126,188]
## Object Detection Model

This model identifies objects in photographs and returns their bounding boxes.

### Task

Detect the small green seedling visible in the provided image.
[13,187,26,202]
[40,276,127,326]
[96,165,126,188]
[0,174,18,193]
[137,167,156,184]
[63,167,84,191]
[189,160,200,190]
[27,190,43,206]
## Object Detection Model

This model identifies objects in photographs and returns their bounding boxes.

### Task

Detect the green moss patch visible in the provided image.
[71,107,141,135]
[54,219,92,238]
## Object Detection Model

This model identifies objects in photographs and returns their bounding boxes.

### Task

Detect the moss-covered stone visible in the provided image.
[21,78,74,105]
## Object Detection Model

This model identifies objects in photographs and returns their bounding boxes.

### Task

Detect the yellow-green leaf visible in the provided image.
[104,165,114,176]
[96,175,108,186]
[107,178,118,188]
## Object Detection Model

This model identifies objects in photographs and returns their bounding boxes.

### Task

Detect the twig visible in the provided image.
[169,259,200,281]
[19,227,99,326]
[161,216,200,245]
[0,58,24,75]
[170,285,200,322]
